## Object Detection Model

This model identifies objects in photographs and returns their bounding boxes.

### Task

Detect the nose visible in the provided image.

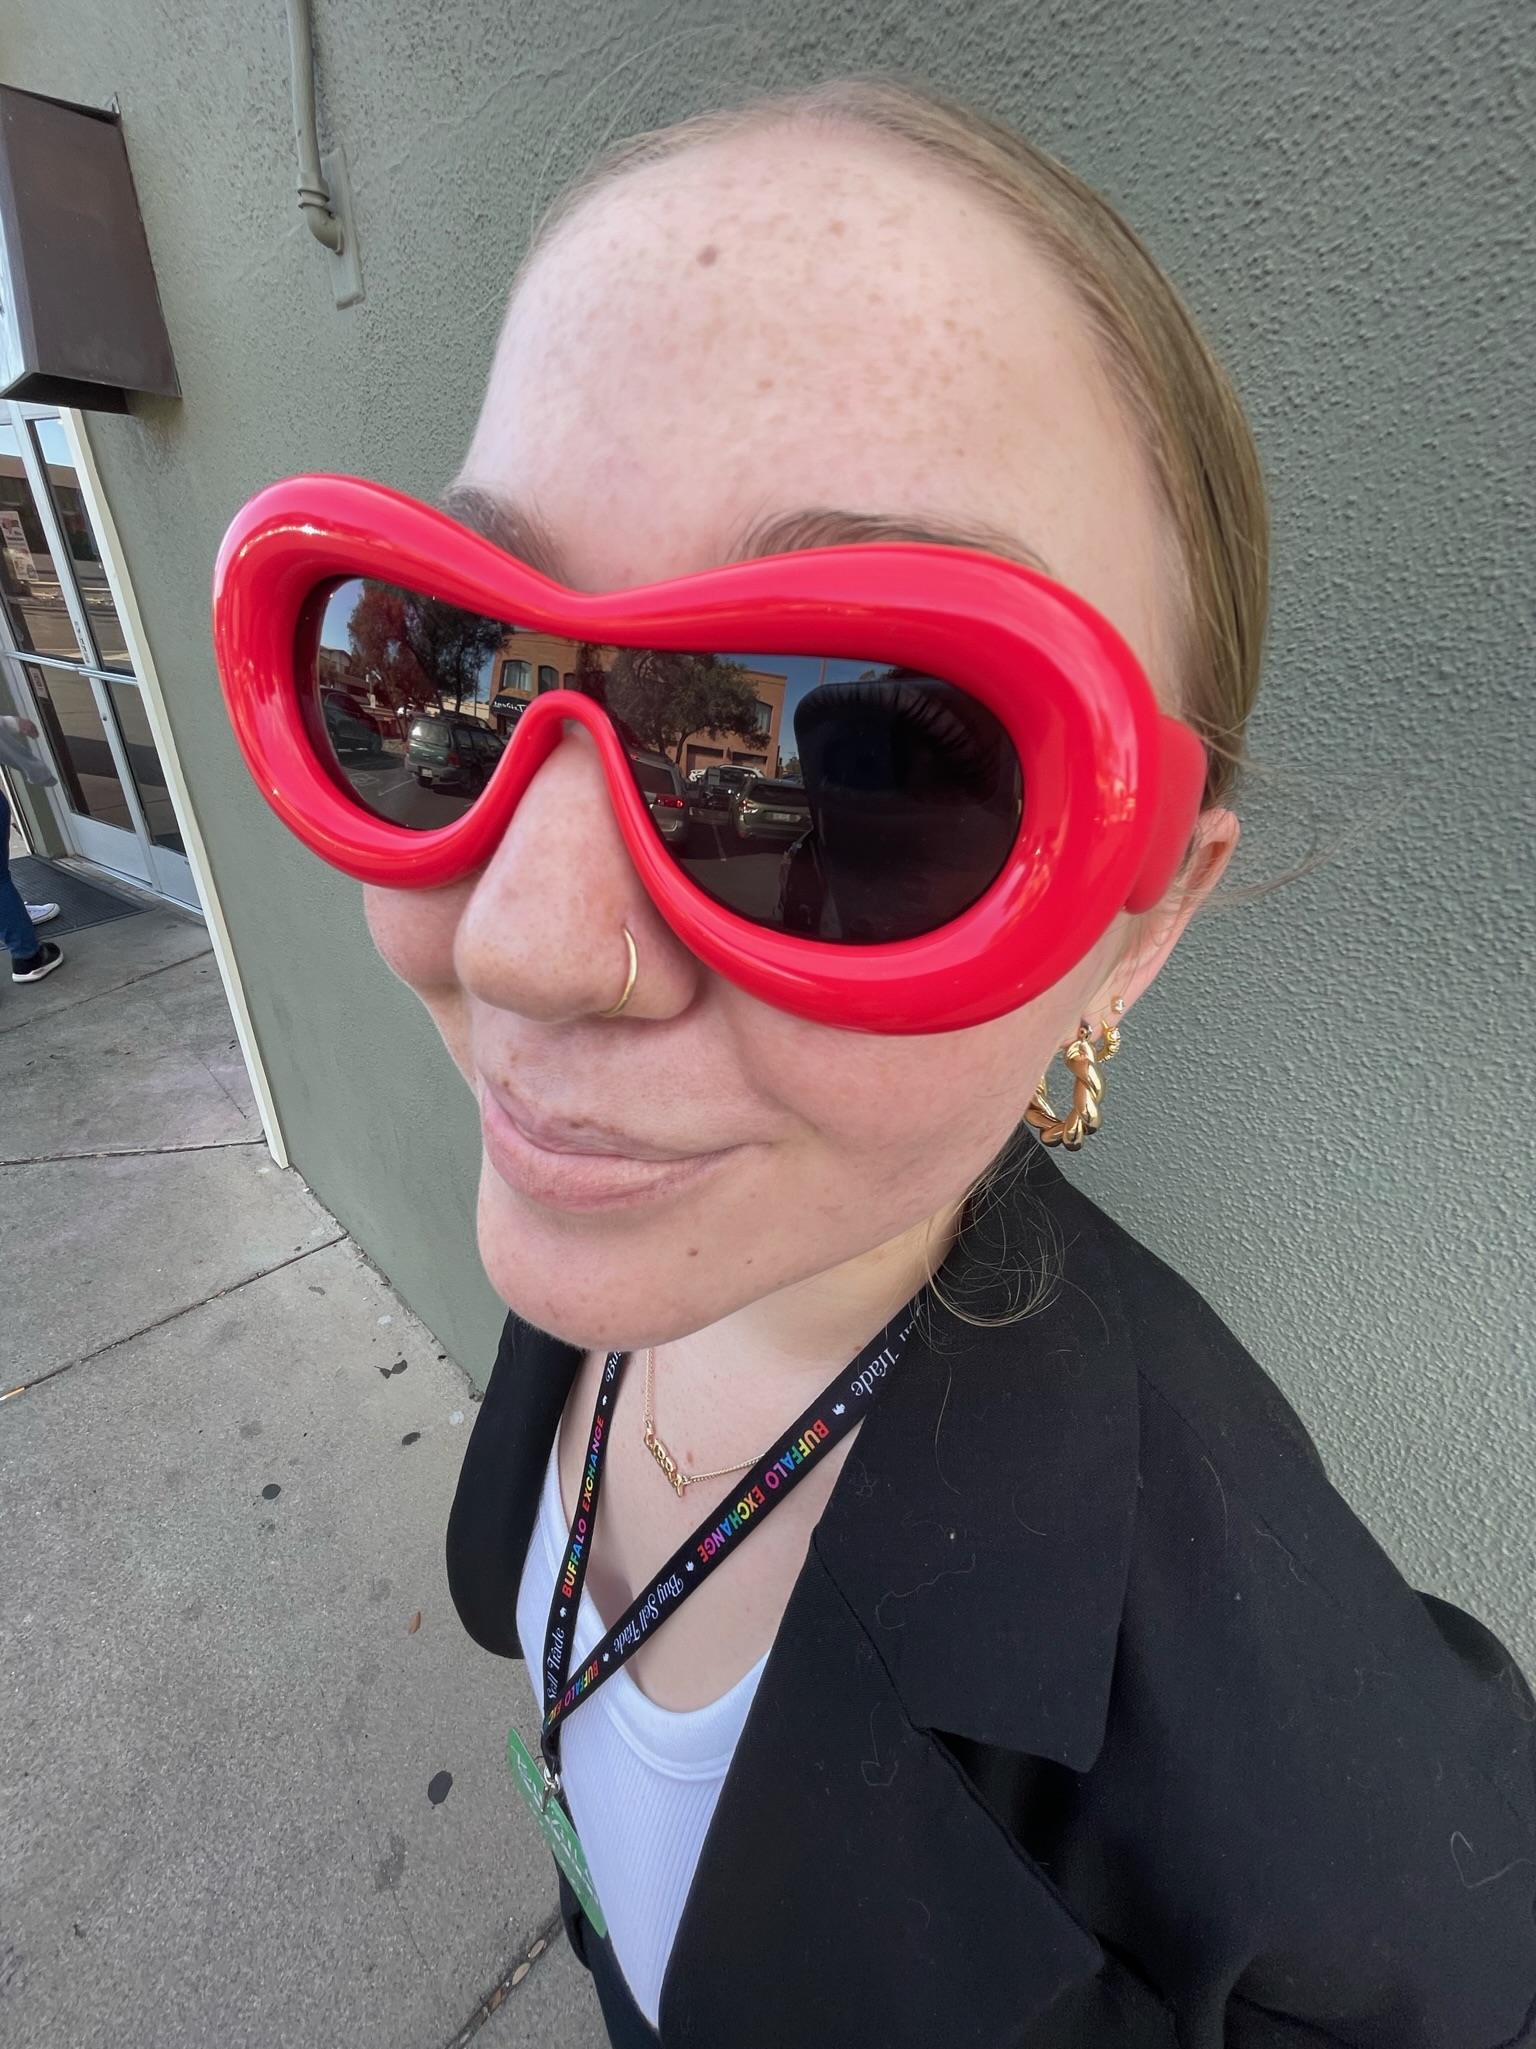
[454,724,704,1023]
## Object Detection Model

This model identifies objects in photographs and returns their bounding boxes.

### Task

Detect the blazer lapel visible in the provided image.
[659,1543,1103,2049]
[815,1145,1142,1766]
[660,1146,1145,2047]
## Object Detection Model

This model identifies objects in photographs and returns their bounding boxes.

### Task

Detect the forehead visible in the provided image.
[460,124,1171,684]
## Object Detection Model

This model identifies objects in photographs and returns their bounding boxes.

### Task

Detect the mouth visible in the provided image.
[477,1080,739,1213]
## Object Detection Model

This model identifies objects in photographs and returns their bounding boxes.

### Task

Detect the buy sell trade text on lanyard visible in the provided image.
[505,1298,923,1937]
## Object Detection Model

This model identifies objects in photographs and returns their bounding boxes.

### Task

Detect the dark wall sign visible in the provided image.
[0,86,179,412]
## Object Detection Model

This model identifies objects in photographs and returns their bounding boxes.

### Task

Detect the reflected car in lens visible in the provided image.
[406,715,504,794]
[689,763,756,814]
[630,750,690,849]
[322,689,385,759]
[731,776,810,844]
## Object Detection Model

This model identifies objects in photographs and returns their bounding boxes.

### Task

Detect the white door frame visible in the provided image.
[2,648,157,884]
[21,404,196,899]
[59,410,288,1167]
[3,412,157,882]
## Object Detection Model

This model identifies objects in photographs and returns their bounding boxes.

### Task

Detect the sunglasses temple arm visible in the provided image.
[1122,718,1209,915]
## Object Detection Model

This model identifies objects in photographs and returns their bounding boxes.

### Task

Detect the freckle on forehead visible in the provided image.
[487,132,1169,683]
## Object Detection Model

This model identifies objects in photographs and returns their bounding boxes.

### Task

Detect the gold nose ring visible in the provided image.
[597,926,639,1019]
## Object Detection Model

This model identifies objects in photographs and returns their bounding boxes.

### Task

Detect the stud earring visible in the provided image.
[1026,997,1125,1150]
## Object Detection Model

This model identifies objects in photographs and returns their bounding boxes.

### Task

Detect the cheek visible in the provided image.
[727,994,1054,1202]
[474,1002,1055,1349]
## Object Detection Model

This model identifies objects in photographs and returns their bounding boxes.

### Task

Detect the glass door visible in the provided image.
[0,404,196,903]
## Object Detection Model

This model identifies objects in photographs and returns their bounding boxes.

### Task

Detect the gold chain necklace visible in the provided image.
[641,1347,771,1498]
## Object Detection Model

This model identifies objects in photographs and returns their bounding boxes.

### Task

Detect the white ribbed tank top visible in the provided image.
[516,1437,766,2026]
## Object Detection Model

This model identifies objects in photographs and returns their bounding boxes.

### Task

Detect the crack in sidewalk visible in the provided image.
[0,945,212,1036]
[441,1907,568,2048]
[1,1234,346,1400]
[1,1137,267,1167]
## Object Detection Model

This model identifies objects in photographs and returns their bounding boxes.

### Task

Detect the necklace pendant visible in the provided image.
[644,1419,689,1497]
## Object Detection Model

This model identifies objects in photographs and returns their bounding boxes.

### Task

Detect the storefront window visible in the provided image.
[106,676,185,852]
[32,418,133,672]
[0,423,85,663]
[0,403,197,904]
[27,665,137,831]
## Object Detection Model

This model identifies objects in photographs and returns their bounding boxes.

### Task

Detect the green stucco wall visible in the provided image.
[6,2,1529,1663]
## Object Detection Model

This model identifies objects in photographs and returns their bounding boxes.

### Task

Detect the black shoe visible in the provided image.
[11,940,63,983]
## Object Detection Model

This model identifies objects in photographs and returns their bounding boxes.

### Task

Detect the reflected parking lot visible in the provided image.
[337,750,801,924]
[340,745,478,832]
[676,811,799,924]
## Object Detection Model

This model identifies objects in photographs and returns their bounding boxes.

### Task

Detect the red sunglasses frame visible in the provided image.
[212,475,1207,1034]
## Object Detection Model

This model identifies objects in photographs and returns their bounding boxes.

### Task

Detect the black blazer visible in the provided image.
[447,1144,1536,2048]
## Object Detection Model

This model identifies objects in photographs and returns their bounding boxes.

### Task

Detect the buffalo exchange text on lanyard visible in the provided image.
[506,1299,922,1937]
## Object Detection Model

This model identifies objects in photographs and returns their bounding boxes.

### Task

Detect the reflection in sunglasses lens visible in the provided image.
[310,577,519,827]
[310,583,1022,942]
[779,672,1022,942]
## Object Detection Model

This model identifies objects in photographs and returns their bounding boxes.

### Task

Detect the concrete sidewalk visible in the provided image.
[0,895,604,2046]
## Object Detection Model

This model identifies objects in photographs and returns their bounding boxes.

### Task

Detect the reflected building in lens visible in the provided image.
[487,629,786,777]
[681,665,784,780]
[489,632,589,725]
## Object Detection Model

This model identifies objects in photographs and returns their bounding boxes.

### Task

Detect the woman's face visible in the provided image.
[365,125,1210,1349]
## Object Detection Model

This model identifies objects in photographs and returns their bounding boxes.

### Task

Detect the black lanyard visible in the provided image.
[538,1298,922,1786]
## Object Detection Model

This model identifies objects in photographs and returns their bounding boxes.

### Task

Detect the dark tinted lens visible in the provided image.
[311,597,1020,939]
[783,671,1022,941]
[663,658,1020,943]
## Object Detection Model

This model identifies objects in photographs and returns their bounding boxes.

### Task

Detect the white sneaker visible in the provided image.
[25,901,60,924]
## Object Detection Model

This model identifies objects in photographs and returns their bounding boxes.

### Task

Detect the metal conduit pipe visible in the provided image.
[284,0,344,253]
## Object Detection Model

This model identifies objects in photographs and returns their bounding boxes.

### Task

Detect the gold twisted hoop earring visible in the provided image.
[597,927,639,1019]
[1025,998,1126,1150]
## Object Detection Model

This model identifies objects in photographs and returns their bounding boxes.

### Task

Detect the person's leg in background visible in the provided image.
[1,788,63,981]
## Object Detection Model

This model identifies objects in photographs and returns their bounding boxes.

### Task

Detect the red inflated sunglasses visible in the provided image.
[212,475,1207,1034]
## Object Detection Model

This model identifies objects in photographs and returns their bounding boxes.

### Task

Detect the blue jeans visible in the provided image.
[0,789,41,961]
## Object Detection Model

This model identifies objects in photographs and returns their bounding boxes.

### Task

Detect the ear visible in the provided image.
[1083,806,1240,1020]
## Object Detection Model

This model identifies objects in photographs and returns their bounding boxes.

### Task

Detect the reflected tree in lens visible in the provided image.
[400,595,505,713]
[569,642,611,703]
[604,650,761,765]
[346,582,431,721]
[344,581,507,721]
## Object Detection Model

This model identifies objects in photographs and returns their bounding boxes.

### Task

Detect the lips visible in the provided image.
[477,1080,737,1213]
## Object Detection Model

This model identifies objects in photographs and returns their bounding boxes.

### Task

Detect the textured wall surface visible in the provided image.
[5,2,1529,1661]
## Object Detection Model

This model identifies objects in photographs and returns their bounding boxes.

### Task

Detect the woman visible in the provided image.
[214,82,1535,2049]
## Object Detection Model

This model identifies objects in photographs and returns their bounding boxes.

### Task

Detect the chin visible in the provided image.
[474,1165,763,1351]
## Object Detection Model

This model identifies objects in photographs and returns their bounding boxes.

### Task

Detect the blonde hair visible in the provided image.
[527,78,1270,805]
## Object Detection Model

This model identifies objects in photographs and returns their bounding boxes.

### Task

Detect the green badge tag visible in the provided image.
[506,1727,609,1939]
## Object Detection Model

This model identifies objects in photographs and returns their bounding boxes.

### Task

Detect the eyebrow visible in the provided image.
[441,482,1053,586]
[732,507,1053,578]
[441,482,570,583]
